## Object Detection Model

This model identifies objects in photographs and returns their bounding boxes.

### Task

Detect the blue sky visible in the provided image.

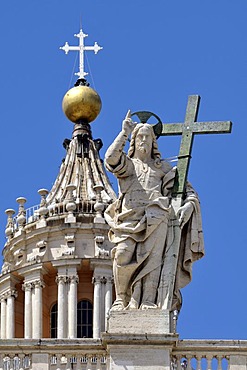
[0,1,246,340]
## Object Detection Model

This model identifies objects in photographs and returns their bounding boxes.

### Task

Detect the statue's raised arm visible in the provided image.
[105,110,136,168]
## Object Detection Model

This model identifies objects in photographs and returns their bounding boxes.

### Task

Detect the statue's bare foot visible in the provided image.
[124,298,138,310]
[110,299,125,311]
[140,301,157,310]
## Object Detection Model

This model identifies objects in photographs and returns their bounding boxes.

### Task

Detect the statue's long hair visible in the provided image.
[128,123,162,167]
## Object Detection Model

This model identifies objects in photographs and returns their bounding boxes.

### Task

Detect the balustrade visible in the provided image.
[11,200,96,231]
[0,355,31,370]
[49,354,107,370]
[0,338,245,369]
[171,354,229,370]
[0,339,107,369]
[171,339,247,370]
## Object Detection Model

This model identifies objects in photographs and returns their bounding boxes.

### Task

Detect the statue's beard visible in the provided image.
[136,143,150,154]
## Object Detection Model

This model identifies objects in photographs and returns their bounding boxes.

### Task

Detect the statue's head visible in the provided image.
[128,123,161,166]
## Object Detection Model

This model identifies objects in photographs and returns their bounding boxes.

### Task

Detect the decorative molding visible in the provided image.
[22,282,33,292]
[96,276,113,285]
[36,240,47,252]
[92,276,102,285]
[69,275,79,284]
[61,234,75,256]
[94,235,109,258]
[5,289,18,299]
[37,189,49,220]
[16,197,27,229]
[1,261,12,275]
[33,280,45,289]
[106,276,114,285]
[5,209,15,240]
[100,276,107,284]
[55,275,68,284]
[27,254,42,264]
[0,294,7,302]
[65,234,75,244]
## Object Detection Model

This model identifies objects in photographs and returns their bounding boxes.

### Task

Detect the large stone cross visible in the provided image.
[159,95,232,202]
[155,95,232,311]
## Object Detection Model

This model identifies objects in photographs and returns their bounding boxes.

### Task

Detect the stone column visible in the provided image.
[101,277,106,332]
[68,275,78,339]
[56,275,68,339]
[31,286,35,337]
[22,282,33,339]
[0,295,7,339]
[32,280,44,339]
[105,276,113,331]
[6,289,17,339]
[53,260,81,339]
[92,276,101,339]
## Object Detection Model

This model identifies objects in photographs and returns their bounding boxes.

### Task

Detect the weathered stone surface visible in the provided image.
[108,346,171,370]
[107,310,170,335]
[31,353,49,370]
[230,356,247,370]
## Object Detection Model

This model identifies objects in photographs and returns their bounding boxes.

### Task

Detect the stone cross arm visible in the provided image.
[161,120,232,136]
[158,95,232,199]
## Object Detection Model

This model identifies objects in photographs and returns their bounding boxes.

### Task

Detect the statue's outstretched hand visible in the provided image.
[177,202,194,229]
[122,110,137,136]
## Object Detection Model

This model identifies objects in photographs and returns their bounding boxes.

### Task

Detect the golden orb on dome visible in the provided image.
[62,84,102,124]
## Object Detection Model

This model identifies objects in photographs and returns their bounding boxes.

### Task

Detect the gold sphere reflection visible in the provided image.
[62,85,102,123]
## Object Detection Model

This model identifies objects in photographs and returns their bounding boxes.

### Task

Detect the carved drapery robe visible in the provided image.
[105,151,204,309]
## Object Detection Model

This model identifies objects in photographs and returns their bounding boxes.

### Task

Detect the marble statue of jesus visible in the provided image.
[104,111,204,311]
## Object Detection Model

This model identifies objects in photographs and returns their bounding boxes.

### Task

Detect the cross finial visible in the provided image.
[60,28,103,79]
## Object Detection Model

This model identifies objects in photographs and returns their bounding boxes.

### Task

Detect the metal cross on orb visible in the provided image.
[60,28,103,79]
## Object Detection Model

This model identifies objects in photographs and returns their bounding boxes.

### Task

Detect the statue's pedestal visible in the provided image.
[107,310,171,334]
[102,310,178,370]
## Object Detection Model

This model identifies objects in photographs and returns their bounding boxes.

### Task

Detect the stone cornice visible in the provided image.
[102,333,178,347]
[0,339,106,352]
[174,339,247,352]
[4,221,111,250]
[90,258,112,270]
[52,258,82,269]
[18,263,48,278]
[0,337,246,351]
[0,273,20,288]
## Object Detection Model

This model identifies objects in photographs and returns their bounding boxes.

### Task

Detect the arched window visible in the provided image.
[77,300,93,338]
[50,302,58,338]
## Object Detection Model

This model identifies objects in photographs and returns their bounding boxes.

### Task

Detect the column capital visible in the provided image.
[69,275,79,284]
[0,294,6,302]
[92,276,101,284]
[107,276,114,285]
[101,276,113,284]
[56,275,68,284]
[100,276,107,284]
[5,289,18,299]
[22,282,33,292]
[33,279,45,289]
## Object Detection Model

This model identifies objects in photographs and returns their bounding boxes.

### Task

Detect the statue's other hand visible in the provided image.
[122,109,137,136]
[177,202,194,229]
